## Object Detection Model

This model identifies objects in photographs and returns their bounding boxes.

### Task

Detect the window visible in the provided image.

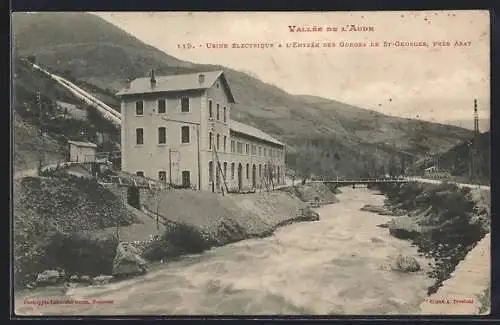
[259,164,262,178]
[135,101,144,115]
[181,126,190,143]
[208,161,213,182]
[245,144,249,154]
[223,136,227,152]
[258,147,262,156]
[158,127,166,144]
[209,132,213,150]
[223,162,227,179]
[209,100,213,119]
[237,142,243,153]
[216,104,220,120]
[231,140,235,153]
[158,171,167,183]
[136,128,144,145]
[158,99,166,114]
[181,97,190,112]
[251,145,256,155]
[223,107,227,123]
[246,163,249,179]
[231,162,235,180]
[136,171,144,177]
[216,134,220,150]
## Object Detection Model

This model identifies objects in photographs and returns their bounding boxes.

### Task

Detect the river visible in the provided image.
[15,187,434,316]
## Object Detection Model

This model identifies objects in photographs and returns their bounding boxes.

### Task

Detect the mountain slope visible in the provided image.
[12,56,120,172]
[416,132,490,184]
[12,12,475,177]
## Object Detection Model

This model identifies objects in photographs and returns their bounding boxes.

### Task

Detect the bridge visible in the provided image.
[307,178,410,186]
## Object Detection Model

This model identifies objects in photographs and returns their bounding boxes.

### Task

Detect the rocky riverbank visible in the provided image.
[15,180,334,290]
[367,181,490,295]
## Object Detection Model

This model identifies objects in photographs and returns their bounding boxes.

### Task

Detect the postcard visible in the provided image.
[12,10,490,316]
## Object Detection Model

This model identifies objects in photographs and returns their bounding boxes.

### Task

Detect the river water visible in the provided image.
[15,187,434,316]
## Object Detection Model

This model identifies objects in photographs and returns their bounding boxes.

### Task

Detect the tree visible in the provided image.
[400,154,407,175]
[265,160,276,191]
[295,147,314,182]
[26,55,36,63]
[388,153,399,177]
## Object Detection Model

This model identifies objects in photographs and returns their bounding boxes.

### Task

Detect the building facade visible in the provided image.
[67,140,97,163]
[117,70,286,192]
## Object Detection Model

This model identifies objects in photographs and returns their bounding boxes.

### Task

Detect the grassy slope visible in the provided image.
[12,12,474,177]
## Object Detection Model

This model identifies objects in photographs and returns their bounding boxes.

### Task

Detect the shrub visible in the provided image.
[44,233,118,276]
[127,186,140,208]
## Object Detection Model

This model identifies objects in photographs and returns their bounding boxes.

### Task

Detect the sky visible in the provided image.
[94,11,490,131]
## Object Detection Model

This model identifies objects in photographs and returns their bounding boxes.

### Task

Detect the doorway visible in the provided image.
[237,163,243,191]
[252,164,256,188]
[182,171,190,188]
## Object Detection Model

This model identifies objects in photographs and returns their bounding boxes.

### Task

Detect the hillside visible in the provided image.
[12,12,474,177]
[415,132,490,184]
[13,175,138,286]
[12,56,121,172]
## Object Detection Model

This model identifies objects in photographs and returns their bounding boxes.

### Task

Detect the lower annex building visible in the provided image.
[117,69,286,192]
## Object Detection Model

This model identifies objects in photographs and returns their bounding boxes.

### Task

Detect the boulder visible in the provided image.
[36,270,63,285]
[388,217,421,240]
[391,254,421,272]
[112,242,147,277]
[80,275,92,283]
[360,205,394,215]
[69,274,92,284]
[92,275,114,285]
[300,207,320,221]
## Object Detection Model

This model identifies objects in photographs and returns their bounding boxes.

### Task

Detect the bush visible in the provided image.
[127,186,140,208]
[44,233,118,276]
[142,222,213,261]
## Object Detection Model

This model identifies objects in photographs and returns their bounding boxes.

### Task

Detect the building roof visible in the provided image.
[230,120,284,147]
[68,140,98,148]
[116,70,235,103]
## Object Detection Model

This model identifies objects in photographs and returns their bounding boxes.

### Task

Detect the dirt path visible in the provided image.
[90,204,165,242]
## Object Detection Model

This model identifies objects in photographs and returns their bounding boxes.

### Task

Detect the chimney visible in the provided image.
[150,69,156,87]
[198,73,205,84]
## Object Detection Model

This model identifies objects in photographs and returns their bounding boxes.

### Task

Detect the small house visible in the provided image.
[68,140,97,163]
[424,166,437,175]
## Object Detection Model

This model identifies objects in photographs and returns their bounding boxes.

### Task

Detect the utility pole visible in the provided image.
[36,89,45,175]
[168,148,172,186]
[197,125,201,191]
[472,98,480,184]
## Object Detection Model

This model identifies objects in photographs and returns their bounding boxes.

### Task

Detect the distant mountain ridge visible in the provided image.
[12,12,475,177]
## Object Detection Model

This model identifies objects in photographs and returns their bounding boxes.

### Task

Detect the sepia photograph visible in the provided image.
[11,10,491,316]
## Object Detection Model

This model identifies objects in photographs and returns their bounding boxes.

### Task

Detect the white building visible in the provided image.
[67,140,97,163]
[117,70,286,192]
